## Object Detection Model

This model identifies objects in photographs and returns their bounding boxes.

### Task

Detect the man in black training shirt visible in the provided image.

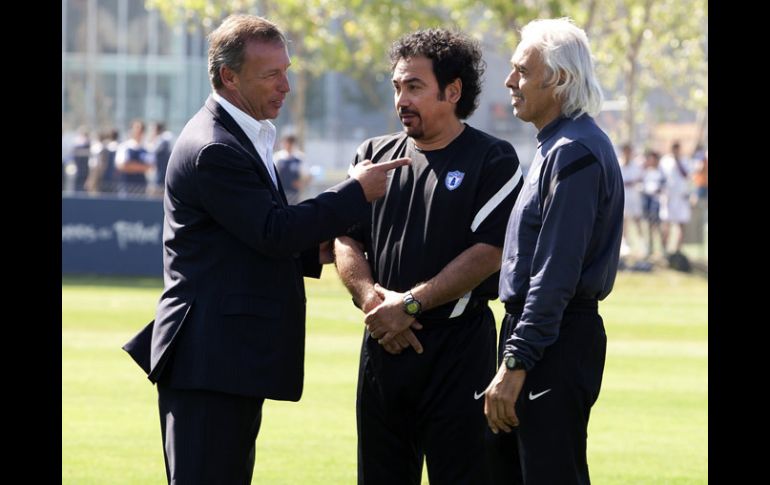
[483,18,624,485]
[334,29,523,485]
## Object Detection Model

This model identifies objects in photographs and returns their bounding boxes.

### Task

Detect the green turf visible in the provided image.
[62,269,707,484]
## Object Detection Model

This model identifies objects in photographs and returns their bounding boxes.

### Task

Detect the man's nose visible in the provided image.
[395,90,409,107]
[504,70,519,89]
[279,73,290,93]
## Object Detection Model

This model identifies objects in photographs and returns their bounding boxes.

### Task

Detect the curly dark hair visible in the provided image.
[389,29,485,120]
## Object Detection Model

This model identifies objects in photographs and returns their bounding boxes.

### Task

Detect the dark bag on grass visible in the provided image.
[667,251,691,273]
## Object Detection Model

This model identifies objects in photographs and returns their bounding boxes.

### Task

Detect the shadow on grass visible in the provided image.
[62,274,163,289]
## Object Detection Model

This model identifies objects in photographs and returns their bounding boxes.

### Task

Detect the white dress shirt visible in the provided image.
[212,91,278,188]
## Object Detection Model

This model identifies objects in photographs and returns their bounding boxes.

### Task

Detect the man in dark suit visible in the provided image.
[122,14,408,484]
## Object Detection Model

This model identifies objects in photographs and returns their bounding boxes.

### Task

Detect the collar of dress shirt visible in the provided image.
[211,91,277,164]
[211,91,277,186]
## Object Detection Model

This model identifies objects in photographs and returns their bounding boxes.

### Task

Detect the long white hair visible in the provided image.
[519,18,604,118]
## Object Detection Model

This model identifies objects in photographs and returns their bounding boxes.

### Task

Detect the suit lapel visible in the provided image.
[205,96,287,208]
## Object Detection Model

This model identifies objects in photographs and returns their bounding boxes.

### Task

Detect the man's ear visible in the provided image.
[220,65,238,89]
[556,70,567,86]
[446,78,463,103]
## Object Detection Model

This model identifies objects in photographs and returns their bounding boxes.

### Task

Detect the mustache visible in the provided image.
[399,109,419,116]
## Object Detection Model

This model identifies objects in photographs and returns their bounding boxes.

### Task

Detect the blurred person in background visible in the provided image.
[687,147,708,259]
[659,141,691,255]
[641,149,666,259]
[274,133,310,204]
[85,128,119,194]
[115,120,151,196]
[62,130,70,191]
[691,148,707,204]
[70,126,91,193]
[619,143,644,256]
[147,121,174,197]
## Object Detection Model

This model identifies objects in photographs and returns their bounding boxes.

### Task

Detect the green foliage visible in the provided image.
[63,268,707,484]
[145,0,706,146]
[577,0,707,142]
[144,0,452,141]
[146,0,450,78]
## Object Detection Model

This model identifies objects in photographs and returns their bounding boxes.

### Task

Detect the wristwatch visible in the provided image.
[402,290,422,316]
[503,353,526,371]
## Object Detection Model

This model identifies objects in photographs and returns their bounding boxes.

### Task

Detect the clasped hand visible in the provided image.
[364,284,423,354]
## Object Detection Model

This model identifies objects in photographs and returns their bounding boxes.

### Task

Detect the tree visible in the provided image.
[587,0,707,147]
[446,0,584,47]
[146,0,450,145]
[148,0,706,150]
[446,0,707,148]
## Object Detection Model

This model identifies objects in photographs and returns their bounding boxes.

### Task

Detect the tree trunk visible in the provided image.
[624,60,637,146]
[695,108,708,147]
[624,0,654,148]
[287,30,307,147]
[292,68,308,146]
[584,0,598,36]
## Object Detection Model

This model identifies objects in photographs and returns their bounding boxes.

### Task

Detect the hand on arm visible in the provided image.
[365,284,424,353]
[367,242,502,350]
[335,236,423,355]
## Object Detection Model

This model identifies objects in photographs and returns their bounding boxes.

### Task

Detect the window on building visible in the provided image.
[97,0,119,54]
[65,0,88,54]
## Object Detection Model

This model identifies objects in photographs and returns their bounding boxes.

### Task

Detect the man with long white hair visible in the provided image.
[483,18,624,484]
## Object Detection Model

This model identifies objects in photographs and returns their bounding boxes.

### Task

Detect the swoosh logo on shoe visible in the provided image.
[528,389,551,400]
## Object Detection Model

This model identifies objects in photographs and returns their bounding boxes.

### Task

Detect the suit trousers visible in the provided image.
[157,384,265,485]
[486,310,607,485]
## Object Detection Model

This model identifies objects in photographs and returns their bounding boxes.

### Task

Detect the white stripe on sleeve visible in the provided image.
[449,291,472,318]
[470,166,523,232]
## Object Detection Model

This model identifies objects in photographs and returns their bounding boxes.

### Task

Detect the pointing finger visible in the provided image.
[375,157,411,172]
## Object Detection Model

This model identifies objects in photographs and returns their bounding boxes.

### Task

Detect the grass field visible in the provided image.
[62,269,707,484]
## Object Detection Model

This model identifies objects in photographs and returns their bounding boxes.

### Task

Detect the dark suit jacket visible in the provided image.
[123,96,368,401]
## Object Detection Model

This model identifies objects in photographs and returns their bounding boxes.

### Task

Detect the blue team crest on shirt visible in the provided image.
[445,171,465,191]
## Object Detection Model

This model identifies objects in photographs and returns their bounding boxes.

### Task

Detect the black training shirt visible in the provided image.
[348,124,523,320]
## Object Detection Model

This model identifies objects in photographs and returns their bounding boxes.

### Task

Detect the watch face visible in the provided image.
[505,355,517,369]
[403,292,422,316]
[406,301,420,315]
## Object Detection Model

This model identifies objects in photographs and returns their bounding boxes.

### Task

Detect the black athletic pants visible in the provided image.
[357,307,497,485]
[486,308,607,485]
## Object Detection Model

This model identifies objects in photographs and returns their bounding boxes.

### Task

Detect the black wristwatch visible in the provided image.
[503,353,526,371]
[402,290,422,316]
